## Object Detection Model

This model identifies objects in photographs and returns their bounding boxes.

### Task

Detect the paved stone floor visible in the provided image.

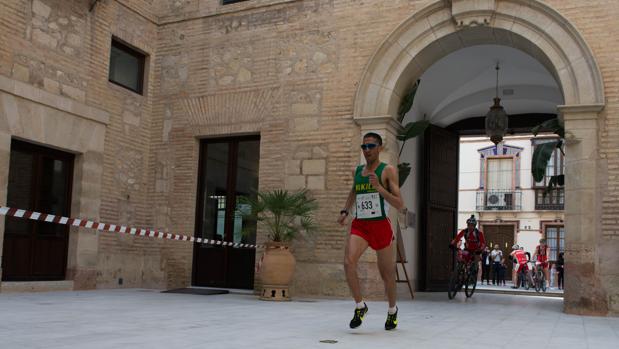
[0,289,617,349]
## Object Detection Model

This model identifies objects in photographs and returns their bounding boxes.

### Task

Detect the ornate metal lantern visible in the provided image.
[485,63,508,145]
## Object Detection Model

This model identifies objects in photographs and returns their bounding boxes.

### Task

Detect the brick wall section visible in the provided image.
[148,0,428,296]
[1,0,619,308]
[0,0,161,289]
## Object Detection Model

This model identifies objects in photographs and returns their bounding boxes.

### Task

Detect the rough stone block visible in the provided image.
[33,28,58,49]
[286,160,301,175]
[285,175,305,190]
[43,78,60,94]
[32,0,52,18]
[291,103,318,115]
[61,84,85,102]
[12,64,30,82]
[302,159,326,175]
[66,33,81,47]
[307,175,325,190]
[291,117,319,131]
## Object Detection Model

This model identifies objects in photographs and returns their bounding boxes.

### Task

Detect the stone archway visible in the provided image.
[353,0,607,315]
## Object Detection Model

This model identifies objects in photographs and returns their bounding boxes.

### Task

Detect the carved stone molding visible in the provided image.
[450,0,496,28]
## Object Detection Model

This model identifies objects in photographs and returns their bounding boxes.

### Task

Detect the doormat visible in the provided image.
[162,288,229,296]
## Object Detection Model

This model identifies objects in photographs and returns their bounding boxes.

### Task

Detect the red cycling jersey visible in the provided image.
[452,228,486,252]
[512,249,528,265]
[535,244,549,269]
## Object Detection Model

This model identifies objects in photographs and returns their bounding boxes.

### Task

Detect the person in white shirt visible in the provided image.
[490,244,503,285]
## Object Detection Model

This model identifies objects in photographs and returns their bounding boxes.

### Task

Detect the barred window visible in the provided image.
[545,225,564,261]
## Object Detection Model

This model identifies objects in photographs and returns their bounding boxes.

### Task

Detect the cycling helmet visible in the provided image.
[512,244,520,250]
[466,215,477,226]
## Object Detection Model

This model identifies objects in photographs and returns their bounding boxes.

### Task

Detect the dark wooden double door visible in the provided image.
[419,125,459,291]
[193,137,260,289]
[2,140,74,281]
[482,224,515,280]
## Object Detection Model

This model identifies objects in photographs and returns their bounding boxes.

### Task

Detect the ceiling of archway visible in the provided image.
[404,45,564,127]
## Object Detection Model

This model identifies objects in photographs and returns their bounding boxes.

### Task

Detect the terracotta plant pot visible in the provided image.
[259,242,296,301]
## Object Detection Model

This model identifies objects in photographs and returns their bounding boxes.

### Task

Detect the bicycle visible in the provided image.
[516,261,535,290]
[447,247,478,299]
[533,261,547,293]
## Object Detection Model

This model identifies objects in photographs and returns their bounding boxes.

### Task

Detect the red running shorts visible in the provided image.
[350,218,394,250]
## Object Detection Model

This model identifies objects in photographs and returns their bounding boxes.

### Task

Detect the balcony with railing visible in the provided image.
[534,187,564,210]
[476,190,522,211]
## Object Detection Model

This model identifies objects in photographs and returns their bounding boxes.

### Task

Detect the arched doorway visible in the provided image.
[353,0,606,315]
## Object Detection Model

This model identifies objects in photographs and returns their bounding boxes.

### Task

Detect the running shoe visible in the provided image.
[349,304,368,329]
[385,307,398,330]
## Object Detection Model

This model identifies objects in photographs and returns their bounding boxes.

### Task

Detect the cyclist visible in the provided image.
[449,215,486,267]
[532,238,550,289]
[510,244,533,289]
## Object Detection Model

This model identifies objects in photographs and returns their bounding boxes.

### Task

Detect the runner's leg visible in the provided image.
[345,234,369,303]
[376,244,396,308]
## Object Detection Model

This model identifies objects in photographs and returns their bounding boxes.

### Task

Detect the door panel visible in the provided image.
[483,224,515,280]
[193,137,260,289]
[2,140,73,281]
[420,125,459,291]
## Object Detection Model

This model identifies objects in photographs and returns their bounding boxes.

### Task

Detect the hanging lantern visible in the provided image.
[485,63,508,145]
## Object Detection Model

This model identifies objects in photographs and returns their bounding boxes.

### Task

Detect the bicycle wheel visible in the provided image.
[524,272,530,290]
[465,264,477,298]
[541,271,547,292]
[448,269,460,299]
[534,270,542,293]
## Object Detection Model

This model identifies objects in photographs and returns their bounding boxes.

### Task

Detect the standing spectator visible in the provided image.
[481,246,491,285]
[490,244,503,285]
[557,252,565,290]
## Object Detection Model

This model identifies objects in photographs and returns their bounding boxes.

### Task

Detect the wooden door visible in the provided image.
[419,125,459,291]
[193,137,259,289]
[482,224,515,280]
[1,140,74,281]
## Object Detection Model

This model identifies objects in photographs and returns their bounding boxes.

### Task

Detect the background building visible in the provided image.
[458,135,564,280]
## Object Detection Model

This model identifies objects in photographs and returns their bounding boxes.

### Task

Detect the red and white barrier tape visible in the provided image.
[0,206,264,249]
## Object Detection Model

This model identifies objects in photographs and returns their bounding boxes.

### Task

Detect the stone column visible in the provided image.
[559,104,606,315]
[0,131,10,289]
[66,150,104,290]
[353,115,403,298]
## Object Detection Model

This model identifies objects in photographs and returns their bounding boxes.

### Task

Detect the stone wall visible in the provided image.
[1,0,618,315]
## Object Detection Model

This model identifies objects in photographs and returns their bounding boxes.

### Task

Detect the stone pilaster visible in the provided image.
[353,115,403,298]
[0,132,10,291]
[559,104,607,315]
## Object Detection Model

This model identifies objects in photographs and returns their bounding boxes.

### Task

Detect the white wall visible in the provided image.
[398,133,420,288]
[458,134,563,255]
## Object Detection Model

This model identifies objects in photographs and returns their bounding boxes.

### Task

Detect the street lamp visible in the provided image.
[485,63,508,145]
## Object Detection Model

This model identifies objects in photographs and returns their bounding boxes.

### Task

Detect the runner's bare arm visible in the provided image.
[370,164,404,210]
[337,169,356,225]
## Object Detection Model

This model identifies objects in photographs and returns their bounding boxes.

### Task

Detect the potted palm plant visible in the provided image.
[240,189,318,301]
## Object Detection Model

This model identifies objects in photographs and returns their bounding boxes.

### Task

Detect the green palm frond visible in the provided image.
[239,189,319,242]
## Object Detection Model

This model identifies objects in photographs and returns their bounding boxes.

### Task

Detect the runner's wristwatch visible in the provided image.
[340,209,349,216]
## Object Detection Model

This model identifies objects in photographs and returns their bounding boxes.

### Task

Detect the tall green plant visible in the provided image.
[531,117,565,190]
[240,189,318,242]
[397,79,430,186]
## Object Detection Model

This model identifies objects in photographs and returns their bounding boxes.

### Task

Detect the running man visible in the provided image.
[337,132,404,331]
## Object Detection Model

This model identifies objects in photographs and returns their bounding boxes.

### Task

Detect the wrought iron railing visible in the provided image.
[476,190,522,211]
[534,188,564,210]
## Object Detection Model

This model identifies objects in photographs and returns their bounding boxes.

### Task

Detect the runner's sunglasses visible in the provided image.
[360,143,378,150]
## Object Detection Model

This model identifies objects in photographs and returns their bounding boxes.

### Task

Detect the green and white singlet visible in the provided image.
[354,162,389,220]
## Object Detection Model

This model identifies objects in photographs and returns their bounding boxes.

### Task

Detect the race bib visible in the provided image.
[356,192,381,219]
